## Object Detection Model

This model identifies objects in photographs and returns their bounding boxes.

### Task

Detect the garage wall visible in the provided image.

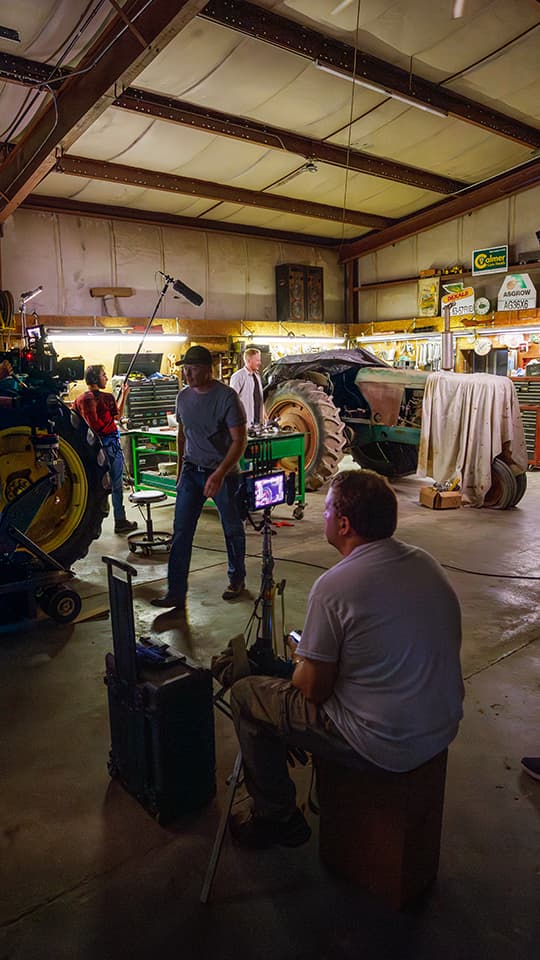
[0,210,343,324]
[357,185,540,322]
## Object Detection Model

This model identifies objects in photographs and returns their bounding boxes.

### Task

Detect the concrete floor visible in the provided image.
[1,462,539,960]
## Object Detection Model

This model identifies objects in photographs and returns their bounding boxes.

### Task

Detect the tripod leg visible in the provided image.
[200,750,243,904]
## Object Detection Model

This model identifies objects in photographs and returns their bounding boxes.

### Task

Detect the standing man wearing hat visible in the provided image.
[230,347,266,427]
[152,345,248,612]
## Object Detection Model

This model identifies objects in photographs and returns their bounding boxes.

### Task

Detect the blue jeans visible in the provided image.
[166,462,246,604]
[101,435,126,521]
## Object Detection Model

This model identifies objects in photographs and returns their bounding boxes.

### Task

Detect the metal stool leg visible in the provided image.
[200,750,243,904]
[146,503,154,540]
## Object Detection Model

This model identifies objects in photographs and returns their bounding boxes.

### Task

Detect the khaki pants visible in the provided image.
[230,675,372,821]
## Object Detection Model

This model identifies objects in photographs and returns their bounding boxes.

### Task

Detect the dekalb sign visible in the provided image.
[472,246,508,276]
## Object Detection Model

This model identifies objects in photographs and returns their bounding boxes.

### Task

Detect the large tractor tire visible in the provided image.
[351,440,419,478]
[266,379,346,490]
[0,401,110,569]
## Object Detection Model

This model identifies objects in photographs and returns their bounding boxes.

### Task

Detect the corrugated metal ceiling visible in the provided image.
[0,0,538,254]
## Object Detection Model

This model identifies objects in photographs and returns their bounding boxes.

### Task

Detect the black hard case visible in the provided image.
[103,556,216,823]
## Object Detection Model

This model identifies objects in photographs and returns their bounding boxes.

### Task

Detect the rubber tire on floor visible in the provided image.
[265,379,346,491]
[511,471,527,507]
[351,440,419,478]
[43,587,82,623]
[484,458,518,509]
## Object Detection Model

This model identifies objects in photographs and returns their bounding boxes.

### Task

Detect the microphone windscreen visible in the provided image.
[172,279,204,307]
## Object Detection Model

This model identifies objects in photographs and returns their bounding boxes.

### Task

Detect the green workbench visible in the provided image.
[127,429,306,515]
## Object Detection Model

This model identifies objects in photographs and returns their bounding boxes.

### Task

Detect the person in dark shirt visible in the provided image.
[74,365,137,534]
[151,344,247,613]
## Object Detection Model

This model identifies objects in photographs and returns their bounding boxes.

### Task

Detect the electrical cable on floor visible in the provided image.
[190,541,539,580]
[441,563,539,580]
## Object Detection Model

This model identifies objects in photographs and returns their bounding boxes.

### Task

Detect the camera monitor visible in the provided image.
[246,471,286,511]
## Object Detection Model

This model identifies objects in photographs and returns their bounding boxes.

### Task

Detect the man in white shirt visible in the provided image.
[229,469,464,848]
[229,348,266,426]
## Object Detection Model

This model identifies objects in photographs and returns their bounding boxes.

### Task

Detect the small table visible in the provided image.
[127,428,306,513]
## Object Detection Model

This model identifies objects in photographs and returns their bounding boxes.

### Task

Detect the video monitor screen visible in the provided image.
[247,471,286,511]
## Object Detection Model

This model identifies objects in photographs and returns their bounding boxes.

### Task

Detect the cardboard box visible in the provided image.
[419,487,462,510]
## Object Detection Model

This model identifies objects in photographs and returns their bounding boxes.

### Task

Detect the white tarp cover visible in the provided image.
[417,372,528,506]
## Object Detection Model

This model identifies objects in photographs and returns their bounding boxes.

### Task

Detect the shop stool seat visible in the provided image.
[315,748,448,910]
[127,491,173,555]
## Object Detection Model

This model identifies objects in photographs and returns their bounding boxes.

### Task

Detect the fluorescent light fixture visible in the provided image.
[357,331,443,343]
[267,161,319,190]
[48,331,187,343]
[315,61,448,118]
[357,326,540,344]
[0,25,20,43]
[454,326,540,337]
[249,335,346,346]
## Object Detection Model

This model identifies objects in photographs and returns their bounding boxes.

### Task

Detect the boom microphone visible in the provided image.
[159,272,203,307]
[20,285,43,304]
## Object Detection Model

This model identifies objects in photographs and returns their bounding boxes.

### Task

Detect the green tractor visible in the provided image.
[264,348,427,490]
[0,326,110,619]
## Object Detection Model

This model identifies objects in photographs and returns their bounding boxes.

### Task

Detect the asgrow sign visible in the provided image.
[497,274,537,311]
[472,246,508,276]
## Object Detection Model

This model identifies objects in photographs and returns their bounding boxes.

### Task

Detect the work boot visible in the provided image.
[229,807,311,848]
[150,595,185,613]
[222,581,245,601]
[114,518,138,534]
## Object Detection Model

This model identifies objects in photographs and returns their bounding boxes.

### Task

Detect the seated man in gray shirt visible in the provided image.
[229,469,464,847]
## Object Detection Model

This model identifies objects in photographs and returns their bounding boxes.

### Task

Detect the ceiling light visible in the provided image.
[314,61,448,118]
[331,0,354,14]
[48,330,187,344]
[0,25,20,43]
[248,335,346,346]
[356,326,540,344]
[389,92,448,118]
[268,161,319,190]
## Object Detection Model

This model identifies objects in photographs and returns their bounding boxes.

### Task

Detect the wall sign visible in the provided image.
[472,245,508,276]
[497,274,537,311]
[417,276,440,316]
[441,285,475,316]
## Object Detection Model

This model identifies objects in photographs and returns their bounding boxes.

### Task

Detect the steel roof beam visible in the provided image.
[0,0,209,222]
[57,154,395,229]
[339,157,540,260]
[0,54,466,195]
[115,87,466,195]
[201,0,540,149]
[22,193,339,246]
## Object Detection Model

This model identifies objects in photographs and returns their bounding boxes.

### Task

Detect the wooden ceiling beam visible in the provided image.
[114,87,465,195]
[201,0,540,149]
[21,194,341,247]
[56,154,395,229]
[339,157,540,261]
[0,0,209,222]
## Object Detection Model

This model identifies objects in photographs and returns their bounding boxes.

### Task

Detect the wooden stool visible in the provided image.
[315,749,448,910]
[127,491,173,556]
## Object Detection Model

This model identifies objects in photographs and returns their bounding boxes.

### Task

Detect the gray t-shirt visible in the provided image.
[297,537,464,772]
[176,381,246,470]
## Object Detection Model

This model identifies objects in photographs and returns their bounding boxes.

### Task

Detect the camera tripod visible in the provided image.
[201,503,294,903]
[245,504,293,677]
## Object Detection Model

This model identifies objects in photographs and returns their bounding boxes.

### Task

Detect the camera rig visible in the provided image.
[239,438,297,677]
[0,324,84,393]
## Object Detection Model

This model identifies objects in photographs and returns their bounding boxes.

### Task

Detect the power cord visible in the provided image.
[191,541,539,580]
